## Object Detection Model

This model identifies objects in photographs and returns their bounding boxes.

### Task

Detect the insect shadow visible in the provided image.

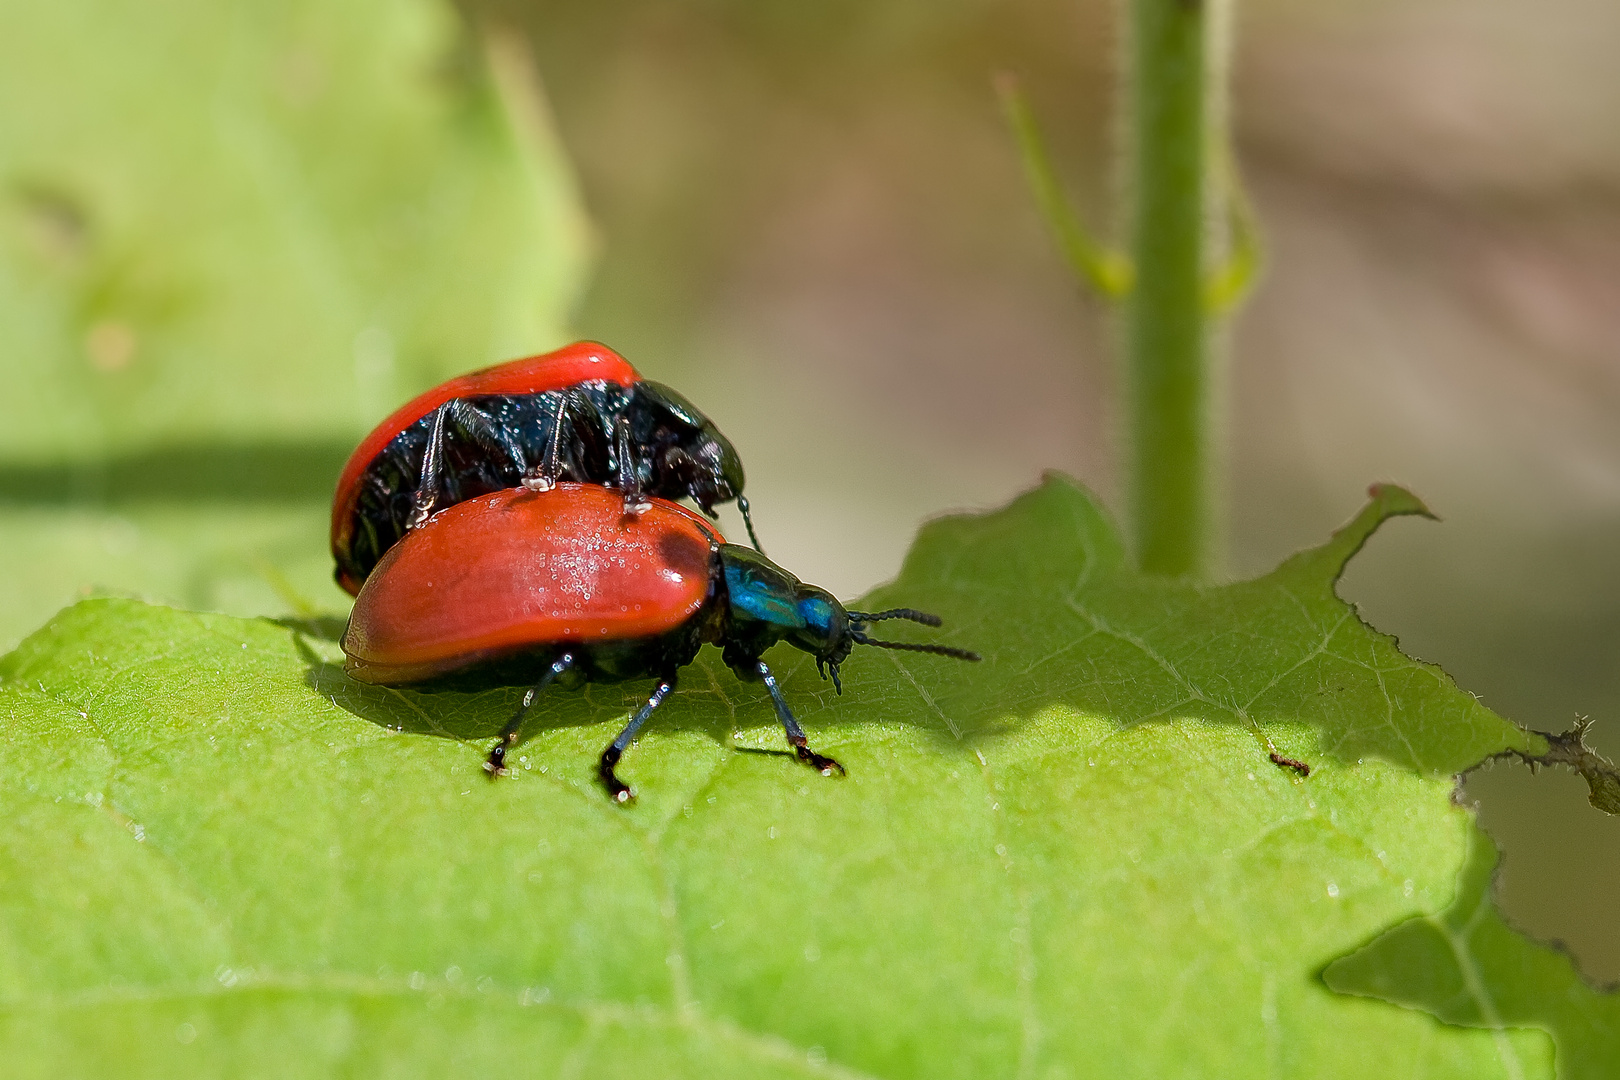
[288,622,802,757]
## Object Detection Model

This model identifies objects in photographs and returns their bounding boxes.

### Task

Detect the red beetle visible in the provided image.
[342,483,979,801]
[330,341,756,596]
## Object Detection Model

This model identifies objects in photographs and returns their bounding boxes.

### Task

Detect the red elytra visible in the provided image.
[343,483,721,685]
[329,341,641,574]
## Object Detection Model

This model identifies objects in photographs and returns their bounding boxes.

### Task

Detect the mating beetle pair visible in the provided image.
[335,343,977,800]
[331,341,759,596]
[342,484,977,800]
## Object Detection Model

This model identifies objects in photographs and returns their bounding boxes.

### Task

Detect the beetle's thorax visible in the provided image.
[625,382,744,511]
[712,545,851,677]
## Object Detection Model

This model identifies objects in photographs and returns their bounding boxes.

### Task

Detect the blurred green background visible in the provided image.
[3,0,1616,982]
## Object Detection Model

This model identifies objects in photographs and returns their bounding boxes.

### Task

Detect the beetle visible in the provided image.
[341,483,980,801]
[330,340,758,596]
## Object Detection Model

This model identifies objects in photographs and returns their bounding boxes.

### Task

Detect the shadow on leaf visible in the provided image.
[283,473,1535,785]
[0,440,352,506]
[301,643,761,755]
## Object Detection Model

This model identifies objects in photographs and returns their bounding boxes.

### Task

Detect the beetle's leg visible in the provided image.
[656,445,719,521]
[521,391,573,493]
[615,416,652,517]
[409,405,454,527]
[755,659,845,777]
[484,653,575,776]
[599,672,678,803]
[411,400,525,529]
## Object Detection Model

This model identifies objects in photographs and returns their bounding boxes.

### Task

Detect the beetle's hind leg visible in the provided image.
[599,672,678,803]
[485,653,575,776]
[755,660,845,777]
[412,400,526,529]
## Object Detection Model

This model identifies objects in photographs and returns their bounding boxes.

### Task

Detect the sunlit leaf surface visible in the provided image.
[1326,826,1618,1080]
[0,477,1557,1078]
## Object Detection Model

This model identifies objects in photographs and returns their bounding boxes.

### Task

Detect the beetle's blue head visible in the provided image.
[718,546,980,691]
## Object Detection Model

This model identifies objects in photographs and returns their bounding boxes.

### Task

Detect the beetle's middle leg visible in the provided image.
[598,672,679,803]
[520,390,576,494]
[615,416,653,518]
[485,653,575,776]
[411,399,526,529]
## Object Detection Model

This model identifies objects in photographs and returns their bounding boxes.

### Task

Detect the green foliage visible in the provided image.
[0,1,1603,1075]
[1325,827,1619,1080]
[995,75,1132,300]
[0,0,587,453]
[0,0,590,647]
[0,477,1556,1077]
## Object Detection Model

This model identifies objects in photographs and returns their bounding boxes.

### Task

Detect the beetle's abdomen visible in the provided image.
[335,384,629,592]
[330,341,643,595]
[343,484,722,685]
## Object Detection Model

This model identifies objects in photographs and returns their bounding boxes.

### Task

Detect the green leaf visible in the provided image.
[0,476,1555,1077]
[1325,826,1619,1080]
[0,0,588,453]
[0,498,342,653]
[0,0,591,646]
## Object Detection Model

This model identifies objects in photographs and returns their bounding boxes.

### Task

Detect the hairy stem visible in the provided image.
[1126,0,1211,577]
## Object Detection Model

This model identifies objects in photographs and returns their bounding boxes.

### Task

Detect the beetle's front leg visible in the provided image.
[598,672,679,803]
[753,659,844,777]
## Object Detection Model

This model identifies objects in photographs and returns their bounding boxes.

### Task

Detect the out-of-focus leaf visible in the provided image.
[0,0,591,645]
[0,502,338,653]
[0,0,588,453]
[0,441,352,650]
[0,476,1554,1077]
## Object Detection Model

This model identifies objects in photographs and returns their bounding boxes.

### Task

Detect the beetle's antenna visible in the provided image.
[846,608,943,627]
[850,631,980,663]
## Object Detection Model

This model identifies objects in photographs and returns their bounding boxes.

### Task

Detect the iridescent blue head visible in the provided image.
[717,545,980,690]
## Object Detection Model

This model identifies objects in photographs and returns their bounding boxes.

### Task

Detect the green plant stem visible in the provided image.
[1126,0,1210,578]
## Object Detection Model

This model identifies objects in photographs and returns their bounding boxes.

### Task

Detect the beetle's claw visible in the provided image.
[795,744,846,777]
[406,498,434,531]
[599,748,636,803]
